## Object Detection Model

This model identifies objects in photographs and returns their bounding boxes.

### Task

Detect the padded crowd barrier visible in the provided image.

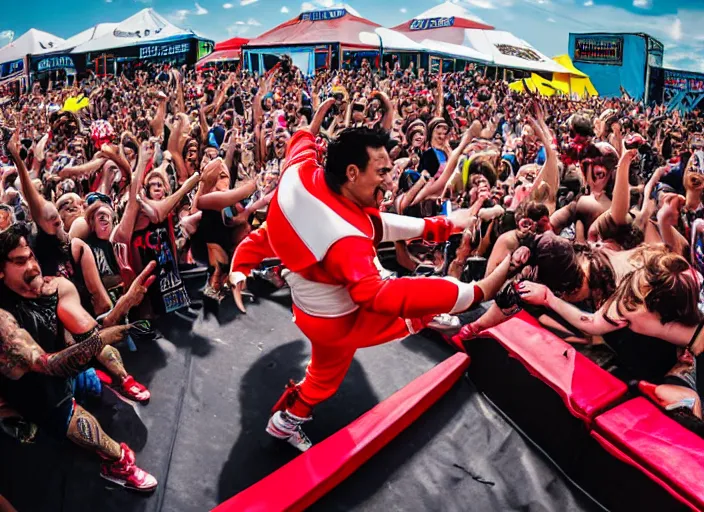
[592,397,704,511]
[465,311,687,511]
[213,352,470,512]
[481,311,628,424]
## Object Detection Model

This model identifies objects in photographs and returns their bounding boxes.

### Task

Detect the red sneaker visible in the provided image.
[100,443,157,492]
[121,375,151,403]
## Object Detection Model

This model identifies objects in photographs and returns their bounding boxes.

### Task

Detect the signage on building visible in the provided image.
[664,69,704,93]
[495,44,543,62]
[409,17,455,31]
[574,36,624,66]
[36,55,75,73]
[300,9,346,21]
[0,59,23,79]
[139,42,191,60]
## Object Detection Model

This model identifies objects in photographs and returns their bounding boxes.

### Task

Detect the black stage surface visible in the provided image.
[1,285,599,512]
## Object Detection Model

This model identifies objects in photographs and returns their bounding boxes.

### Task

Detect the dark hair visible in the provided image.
[516,201,549,224]
[325,127,390,193]
[569,114,594,138]
[0,222,31,267]
[467,159,497,187]
[535,232,585,297]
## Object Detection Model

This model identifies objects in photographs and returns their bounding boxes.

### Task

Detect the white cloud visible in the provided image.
[546,17,556,22]
[227,25,250,36]
[583,0,593,6]
[632,0,651,8]
[172,9,190,21]
[105,0,113,3]
[670,17,682,41]
[223,2,233,7]
[227,17,262,34]
[400,7,407,13]
[299,0,360,14]
[467,0,498,8]
[241,0,258,5]
[281,6,289,12]
[170,2,209,21]
[0,30,14,43]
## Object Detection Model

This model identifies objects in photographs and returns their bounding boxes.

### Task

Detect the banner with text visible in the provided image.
[409,17,455,31]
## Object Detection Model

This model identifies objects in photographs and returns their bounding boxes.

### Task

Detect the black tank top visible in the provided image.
[86,233,119,278]
[603,328,678,384]
[31,228,93,315]
[0,287,73,423]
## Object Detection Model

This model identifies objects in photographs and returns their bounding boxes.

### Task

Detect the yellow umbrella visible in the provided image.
[62,95,90,113]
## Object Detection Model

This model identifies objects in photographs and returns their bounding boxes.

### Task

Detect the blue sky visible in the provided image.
[1,0,703,72]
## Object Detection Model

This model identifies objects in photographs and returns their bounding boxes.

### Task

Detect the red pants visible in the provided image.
[285,305,411,416]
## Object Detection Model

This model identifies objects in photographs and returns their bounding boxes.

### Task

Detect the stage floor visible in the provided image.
[1,288,599,512]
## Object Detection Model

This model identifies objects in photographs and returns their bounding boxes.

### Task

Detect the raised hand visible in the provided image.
[124,260,157,310]
[306,98,336,137]
[6,130,20,162]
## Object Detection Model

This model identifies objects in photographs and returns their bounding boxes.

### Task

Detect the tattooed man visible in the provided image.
[0,223,157,491]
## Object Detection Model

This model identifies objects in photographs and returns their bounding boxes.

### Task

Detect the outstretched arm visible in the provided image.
[196,180,256,211]
[517,281,622,336]
[324,237,520,318]
[0,309,128,380]
[611,149,638,225]
[58,158,106,180]
[142,171,201,224]
[112,140,152,244]
[7,132,53,233]
[413,128,472,205]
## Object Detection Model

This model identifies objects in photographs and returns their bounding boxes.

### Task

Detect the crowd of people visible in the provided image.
[1,54,704,500]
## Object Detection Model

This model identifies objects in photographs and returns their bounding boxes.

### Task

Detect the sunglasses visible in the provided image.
[85,192,113,208]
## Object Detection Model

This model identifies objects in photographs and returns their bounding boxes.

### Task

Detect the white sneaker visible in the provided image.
[428,314,462,335]
[266,411,313,452]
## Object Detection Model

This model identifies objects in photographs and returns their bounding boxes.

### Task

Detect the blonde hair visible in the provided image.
[144,170,171,198]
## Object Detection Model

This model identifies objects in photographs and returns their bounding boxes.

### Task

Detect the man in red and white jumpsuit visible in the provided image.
[230,99,517,451]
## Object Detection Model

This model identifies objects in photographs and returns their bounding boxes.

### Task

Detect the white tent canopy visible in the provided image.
[42,24,119,54]
[396,1,572,75]
[71,8,196,54]
[0,29,64,65]
[463,30,570,74]
[358,28,425,51]
[420,38,491,63]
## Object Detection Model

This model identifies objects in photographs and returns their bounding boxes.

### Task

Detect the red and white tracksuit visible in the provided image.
[231,131,481,417]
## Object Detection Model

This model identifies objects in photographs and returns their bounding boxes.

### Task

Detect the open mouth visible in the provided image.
[375,187,385,206]
[24,271,39,285]
[24,271,43,292]
[594,169,607,181]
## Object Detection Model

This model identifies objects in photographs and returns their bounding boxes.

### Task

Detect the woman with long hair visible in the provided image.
[517,251,704,425]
